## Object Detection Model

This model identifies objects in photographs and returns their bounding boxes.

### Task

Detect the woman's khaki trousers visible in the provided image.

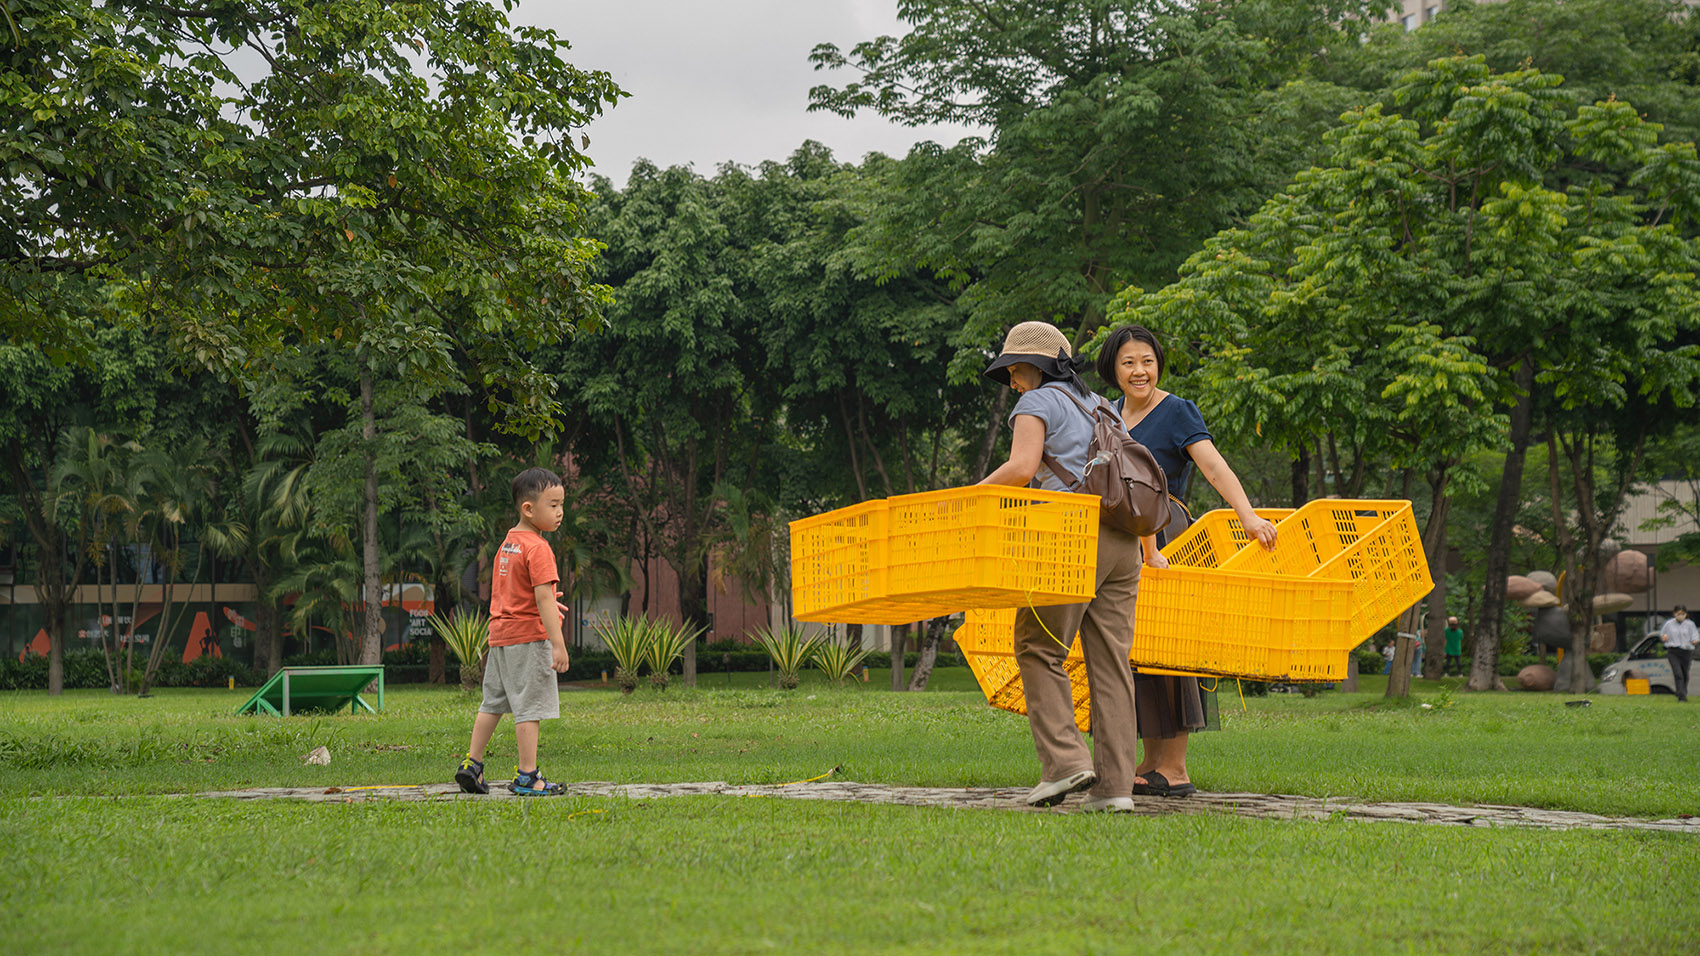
[1012,525,1142,799]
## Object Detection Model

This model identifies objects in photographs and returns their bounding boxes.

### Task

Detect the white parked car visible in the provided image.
[1597,633,1680,695]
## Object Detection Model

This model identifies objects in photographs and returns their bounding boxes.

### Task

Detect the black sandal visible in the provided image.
[1133,771,1196,798]
[454,755,489,795]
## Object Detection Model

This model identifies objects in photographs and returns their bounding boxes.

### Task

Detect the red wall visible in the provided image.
[621,555,770,643]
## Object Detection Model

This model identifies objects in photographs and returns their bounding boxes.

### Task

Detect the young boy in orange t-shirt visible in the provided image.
[454,467,572,795]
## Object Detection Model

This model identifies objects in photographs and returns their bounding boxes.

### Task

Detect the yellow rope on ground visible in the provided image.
[776,765,842,786]
[338,785,414,791]
[567,808,606,821]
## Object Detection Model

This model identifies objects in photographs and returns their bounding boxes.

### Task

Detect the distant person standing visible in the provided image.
[1443,616,1464,676]
[1660,605,1697,702]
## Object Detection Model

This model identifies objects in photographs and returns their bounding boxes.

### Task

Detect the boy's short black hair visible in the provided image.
[512,467,564,507]
[1095,325,1166,389]
[1677,604,1689,614]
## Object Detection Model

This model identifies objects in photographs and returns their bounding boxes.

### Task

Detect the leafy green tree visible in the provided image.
[809,0,1377,349]
[1389,0,1700,144]
[747,146,981,506]
[569,162,783,683]
[6,2,624,668]
[48,428,142,693]
[1111,57,1700,692]
[0,330,160,694]
[128,436,222,695]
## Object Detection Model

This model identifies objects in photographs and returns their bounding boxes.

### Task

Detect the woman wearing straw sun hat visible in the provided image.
[980,320,1151,813]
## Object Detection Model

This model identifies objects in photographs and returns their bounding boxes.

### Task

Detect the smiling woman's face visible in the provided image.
[1115,339,1160,400]
[1008,362,1043,394]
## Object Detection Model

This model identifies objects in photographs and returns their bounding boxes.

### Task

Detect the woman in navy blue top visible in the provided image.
[1096,325,1277,798]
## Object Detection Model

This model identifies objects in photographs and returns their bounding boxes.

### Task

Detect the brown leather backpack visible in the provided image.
[1038,384,1171,539]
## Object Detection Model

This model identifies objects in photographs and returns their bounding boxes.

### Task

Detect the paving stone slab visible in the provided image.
[181,780,1700,834]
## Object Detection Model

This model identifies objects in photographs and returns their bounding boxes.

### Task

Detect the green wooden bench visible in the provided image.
[235,665,386,716]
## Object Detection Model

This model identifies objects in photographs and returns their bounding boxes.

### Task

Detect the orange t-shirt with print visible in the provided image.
[488,527,560,647]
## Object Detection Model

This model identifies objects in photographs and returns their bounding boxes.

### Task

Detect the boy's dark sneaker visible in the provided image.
[510,767,567,796]
[454,755,489,795]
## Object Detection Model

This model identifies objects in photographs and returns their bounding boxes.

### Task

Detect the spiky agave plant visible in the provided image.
[427,609,490,693]
[595,616,652,694]
[753,625,822,690]
[811,632,870,685]
[644,620,705,690]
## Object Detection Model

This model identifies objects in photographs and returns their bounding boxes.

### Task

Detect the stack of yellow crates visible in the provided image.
[790,492,1433,729]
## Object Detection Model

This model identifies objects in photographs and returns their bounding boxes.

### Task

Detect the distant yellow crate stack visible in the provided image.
[789,486,1100,625]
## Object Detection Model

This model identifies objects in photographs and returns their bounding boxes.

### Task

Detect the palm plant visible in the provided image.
[270,534,362,663]
[48,428,142,694]
[644,620,704,690]
[427,608,490,692]
[752,625,822,690]
[132,437,220,695]
[811,631,870,685]
[595,616,652,694]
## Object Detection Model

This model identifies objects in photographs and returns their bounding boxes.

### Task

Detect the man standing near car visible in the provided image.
[1660,605,1698,702]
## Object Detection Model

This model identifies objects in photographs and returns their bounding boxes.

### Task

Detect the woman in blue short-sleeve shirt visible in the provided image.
[1095,325,1277,798]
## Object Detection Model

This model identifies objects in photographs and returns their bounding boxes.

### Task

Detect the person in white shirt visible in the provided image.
[1659,605,1698,702]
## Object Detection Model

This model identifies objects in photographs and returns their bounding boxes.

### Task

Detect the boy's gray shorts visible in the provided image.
[479,641,561,723]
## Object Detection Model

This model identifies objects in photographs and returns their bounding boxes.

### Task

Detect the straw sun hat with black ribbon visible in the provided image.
[983,321,1087,386]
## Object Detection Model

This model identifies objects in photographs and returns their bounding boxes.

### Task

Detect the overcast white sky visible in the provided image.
[510,0,981,184]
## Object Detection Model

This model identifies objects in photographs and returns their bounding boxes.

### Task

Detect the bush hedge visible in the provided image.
[1496,653,1619,679]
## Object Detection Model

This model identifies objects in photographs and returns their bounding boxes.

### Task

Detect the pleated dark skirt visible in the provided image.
[1133,672,1206,739]
[1133,497,1208,739]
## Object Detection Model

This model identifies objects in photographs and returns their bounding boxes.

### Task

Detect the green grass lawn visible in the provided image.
[3,676,1698,954]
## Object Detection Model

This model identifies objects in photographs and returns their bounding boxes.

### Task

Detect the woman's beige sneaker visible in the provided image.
[1024,769,1097,807]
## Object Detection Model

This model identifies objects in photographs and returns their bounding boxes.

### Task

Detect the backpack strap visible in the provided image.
[1035,383,1110,488]
[1040,382,1107,421]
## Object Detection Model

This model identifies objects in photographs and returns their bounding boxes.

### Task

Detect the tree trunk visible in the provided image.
[890,624,907,691]
[906,617,947,691]
[10,446,74,695]
[256,599,283,677]
[43,586,67,696]
[1385,612,1418,699]
[429,570,453,684]
[360,368,383,665]
[676,556,709,688]
[1468,355,1535,691]
[98,539,123,694]
[1421,472,1452,679]
[972,390,1012,479]
[1290,443,1309,508]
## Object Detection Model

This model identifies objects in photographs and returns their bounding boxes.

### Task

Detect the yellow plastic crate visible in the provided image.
[1162,508,1295,569]
[954,563,1358,730]
[1220,499,1431,642]
[789,486,1099,625]
[952,504,1418,727]
[789,499,887,623]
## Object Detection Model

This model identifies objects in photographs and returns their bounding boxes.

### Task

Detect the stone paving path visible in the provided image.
[189,779,1700,834]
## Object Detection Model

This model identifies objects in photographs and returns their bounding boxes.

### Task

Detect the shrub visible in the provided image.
[429,609,490,693]
[595,616,652,693]
[752,626,821,690]
[860,651,965,669]
[812,635,870,684]
[1354,649,1387,677]
[645,620,703,690]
